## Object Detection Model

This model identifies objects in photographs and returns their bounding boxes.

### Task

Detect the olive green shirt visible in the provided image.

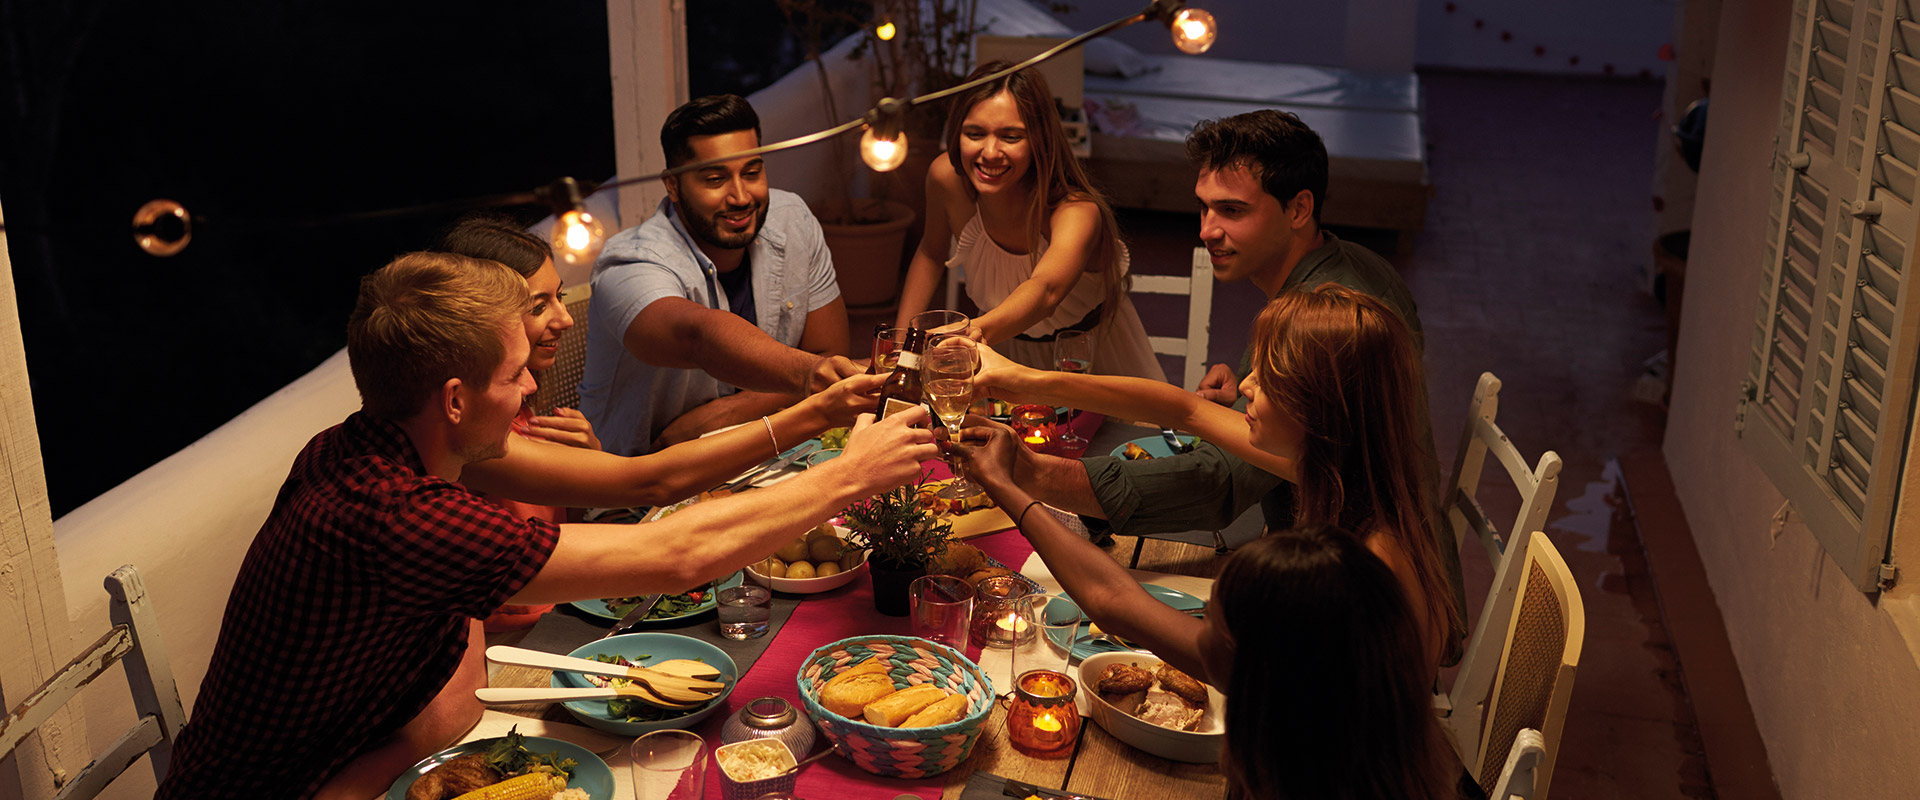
[1082,230,1427,534]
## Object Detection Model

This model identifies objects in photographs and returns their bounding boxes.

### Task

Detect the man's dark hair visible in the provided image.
[1186,110,1329,222]
[661,95,762,168]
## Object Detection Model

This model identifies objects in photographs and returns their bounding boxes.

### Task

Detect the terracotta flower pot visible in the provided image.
[820,198,916,309]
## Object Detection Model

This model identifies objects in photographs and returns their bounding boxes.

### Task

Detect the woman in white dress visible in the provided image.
[893,61,1164,381]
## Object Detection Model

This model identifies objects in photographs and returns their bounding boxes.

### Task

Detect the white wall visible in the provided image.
[1665,0,1920,796]
[1052,0,1671,76]
[53,351,361,799]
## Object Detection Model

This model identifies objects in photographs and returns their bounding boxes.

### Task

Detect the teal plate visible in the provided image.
[386,735,612,800]
[569,570,746,622]
[1063,584,1205,660]
[1109,435,1198,461]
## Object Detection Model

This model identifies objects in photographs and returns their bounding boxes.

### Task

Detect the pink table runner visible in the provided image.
[683,412,1102,799]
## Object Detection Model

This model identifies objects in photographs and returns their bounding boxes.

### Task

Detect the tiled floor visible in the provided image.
[1102,71,1775,798]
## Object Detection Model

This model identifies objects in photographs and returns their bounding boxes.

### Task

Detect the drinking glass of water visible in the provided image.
[717,584,772,639]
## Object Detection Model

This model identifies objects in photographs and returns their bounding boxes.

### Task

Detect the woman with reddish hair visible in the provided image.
[967,282,1459,675]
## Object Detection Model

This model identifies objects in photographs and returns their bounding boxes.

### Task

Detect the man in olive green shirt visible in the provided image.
[999,110,1456,609]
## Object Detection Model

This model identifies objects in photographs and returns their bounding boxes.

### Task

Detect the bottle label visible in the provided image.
[897,351,921,370]
[881,397,920,419]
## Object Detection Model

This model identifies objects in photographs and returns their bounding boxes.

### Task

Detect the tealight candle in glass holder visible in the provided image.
[1010,404,1055,452]
[970,576,1037,649]
[1006,669,1081,758]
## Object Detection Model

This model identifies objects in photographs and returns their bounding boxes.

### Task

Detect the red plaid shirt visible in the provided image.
[156,413,559,799]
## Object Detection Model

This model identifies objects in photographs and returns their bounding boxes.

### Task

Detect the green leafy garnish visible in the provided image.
[484,726,576,782]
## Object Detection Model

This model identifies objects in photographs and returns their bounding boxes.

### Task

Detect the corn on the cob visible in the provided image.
[448,772,558,800]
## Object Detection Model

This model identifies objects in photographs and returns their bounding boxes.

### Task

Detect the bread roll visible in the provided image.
[820,672,895,719]
[823,659,889,688]
[899,691,970,728]
[861,685,948,727]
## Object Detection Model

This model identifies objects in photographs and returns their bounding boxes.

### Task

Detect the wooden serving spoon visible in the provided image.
[485,645,725,705]
[474,685,700,710]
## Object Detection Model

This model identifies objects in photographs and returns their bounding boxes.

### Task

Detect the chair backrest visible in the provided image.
[531,285,593,414]
[1130,247,1216,390]
[1469,531,1584,798]
[1437,372,1563,767]
[0,565,187,799]
[1488,727,1548,800]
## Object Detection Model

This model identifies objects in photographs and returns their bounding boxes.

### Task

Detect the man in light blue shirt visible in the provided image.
[581,95,856,456]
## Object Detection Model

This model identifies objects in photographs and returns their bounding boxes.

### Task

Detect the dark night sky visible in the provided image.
[0,0,822,515]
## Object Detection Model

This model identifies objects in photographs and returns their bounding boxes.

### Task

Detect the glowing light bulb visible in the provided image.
[860,125,908,171]
[132,198,192,257]
[549,208,606,267]
[1170,7,1218,54]
[877,20,897,40]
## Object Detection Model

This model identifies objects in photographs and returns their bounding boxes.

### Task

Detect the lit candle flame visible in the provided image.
[1034,710,1062,732]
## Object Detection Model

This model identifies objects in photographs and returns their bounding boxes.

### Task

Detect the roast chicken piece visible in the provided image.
[405,753,499,800]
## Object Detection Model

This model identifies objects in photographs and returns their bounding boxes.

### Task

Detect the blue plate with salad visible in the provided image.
[553,632,739,736]
[568,570,746,623]
[385,730,613,800]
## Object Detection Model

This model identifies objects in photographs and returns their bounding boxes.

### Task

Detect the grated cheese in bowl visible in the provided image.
[715,738,796,782]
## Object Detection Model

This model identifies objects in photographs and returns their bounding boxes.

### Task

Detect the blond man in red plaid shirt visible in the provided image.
[157,252,935,799]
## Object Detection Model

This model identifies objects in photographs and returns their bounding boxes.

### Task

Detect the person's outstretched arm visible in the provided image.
[460,372,882,509]
[973,345,1295,480]
[950,420,1211,681]
[513,407,939,604]
[895,159,964,333]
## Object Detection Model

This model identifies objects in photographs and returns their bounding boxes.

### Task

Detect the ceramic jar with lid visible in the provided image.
[720,696,817,757]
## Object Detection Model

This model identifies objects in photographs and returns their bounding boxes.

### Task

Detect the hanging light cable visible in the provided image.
[88,1,1219,256]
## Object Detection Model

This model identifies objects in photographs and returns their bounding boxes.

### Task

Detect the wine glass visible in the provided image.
[1054,329,1092,447]
[870,325,907,373]
[912,309,971,339]
[630,729,706,800]
[924,335,984,500]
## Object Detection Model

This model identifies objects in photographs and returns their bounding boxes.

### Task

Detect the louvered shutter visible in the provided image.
[1744,0,1920,592]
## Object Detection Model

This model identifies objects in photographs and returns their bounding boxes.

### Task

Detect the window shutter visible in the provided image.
[1745,0,1920,591]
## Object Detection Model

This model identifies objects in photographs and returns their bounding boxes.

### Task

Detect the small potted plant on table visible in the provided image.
[841,473,952,616]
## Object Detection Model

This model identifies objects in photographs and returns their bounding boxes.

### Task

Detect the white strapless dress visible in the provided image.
[950,213,1165,381]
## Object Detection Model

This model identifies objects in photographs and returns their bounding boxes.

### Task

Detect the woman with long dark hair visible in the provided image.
[893,61,1161,379]
[1207,527,1455,799]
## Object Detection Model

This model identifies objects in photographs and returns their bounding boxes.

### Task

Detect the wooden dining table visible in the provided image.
[475,417,1234,800]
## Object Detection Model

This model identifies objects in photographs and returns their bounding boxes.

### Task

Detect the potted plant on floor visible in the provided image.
[776,0,919,308]
[841,472,952,616]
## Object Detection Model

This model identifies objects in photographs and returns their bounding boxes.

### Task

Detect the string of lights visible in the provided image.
[110,0,1218,262]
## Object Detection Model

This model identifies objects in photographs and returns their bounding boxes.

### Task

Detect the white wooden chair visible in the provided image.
[1487,728,1549,800]
[1434,373,1563,758]
[530,284,592,415]
[1458,531,1585,799]
[0,565,187,799]
[1130,247,1216,391]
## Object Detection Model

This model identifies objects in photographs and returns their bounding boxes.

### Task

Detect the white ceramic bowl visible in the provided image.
[1076,651,1226,763]
[745,525,869,594]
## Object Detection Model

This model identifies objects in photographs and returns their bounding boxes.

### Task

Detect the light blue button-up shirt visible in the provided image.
[579,188,839,456]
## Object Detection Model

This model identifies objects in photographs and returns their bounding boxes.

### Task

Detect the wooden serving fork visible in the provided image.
[484,645,725,705]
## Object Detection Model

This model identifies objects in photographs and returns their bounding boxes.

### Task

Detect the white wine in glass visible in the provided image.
[924,338,984,500]
[926,379,973,427]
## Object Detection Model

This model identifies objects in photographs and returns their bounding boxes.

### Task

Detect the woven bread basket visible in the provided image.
[795,634,996,778]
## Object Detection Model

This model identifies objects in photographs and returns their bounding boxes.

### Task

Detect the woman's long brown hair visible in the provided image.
[1216,527,1456,799]
[1249,283,1463,655]
[943,61,1126,310]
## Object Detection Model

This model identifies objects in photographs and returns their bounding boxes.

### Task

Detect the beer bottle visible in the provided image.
[874,327,927,417]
